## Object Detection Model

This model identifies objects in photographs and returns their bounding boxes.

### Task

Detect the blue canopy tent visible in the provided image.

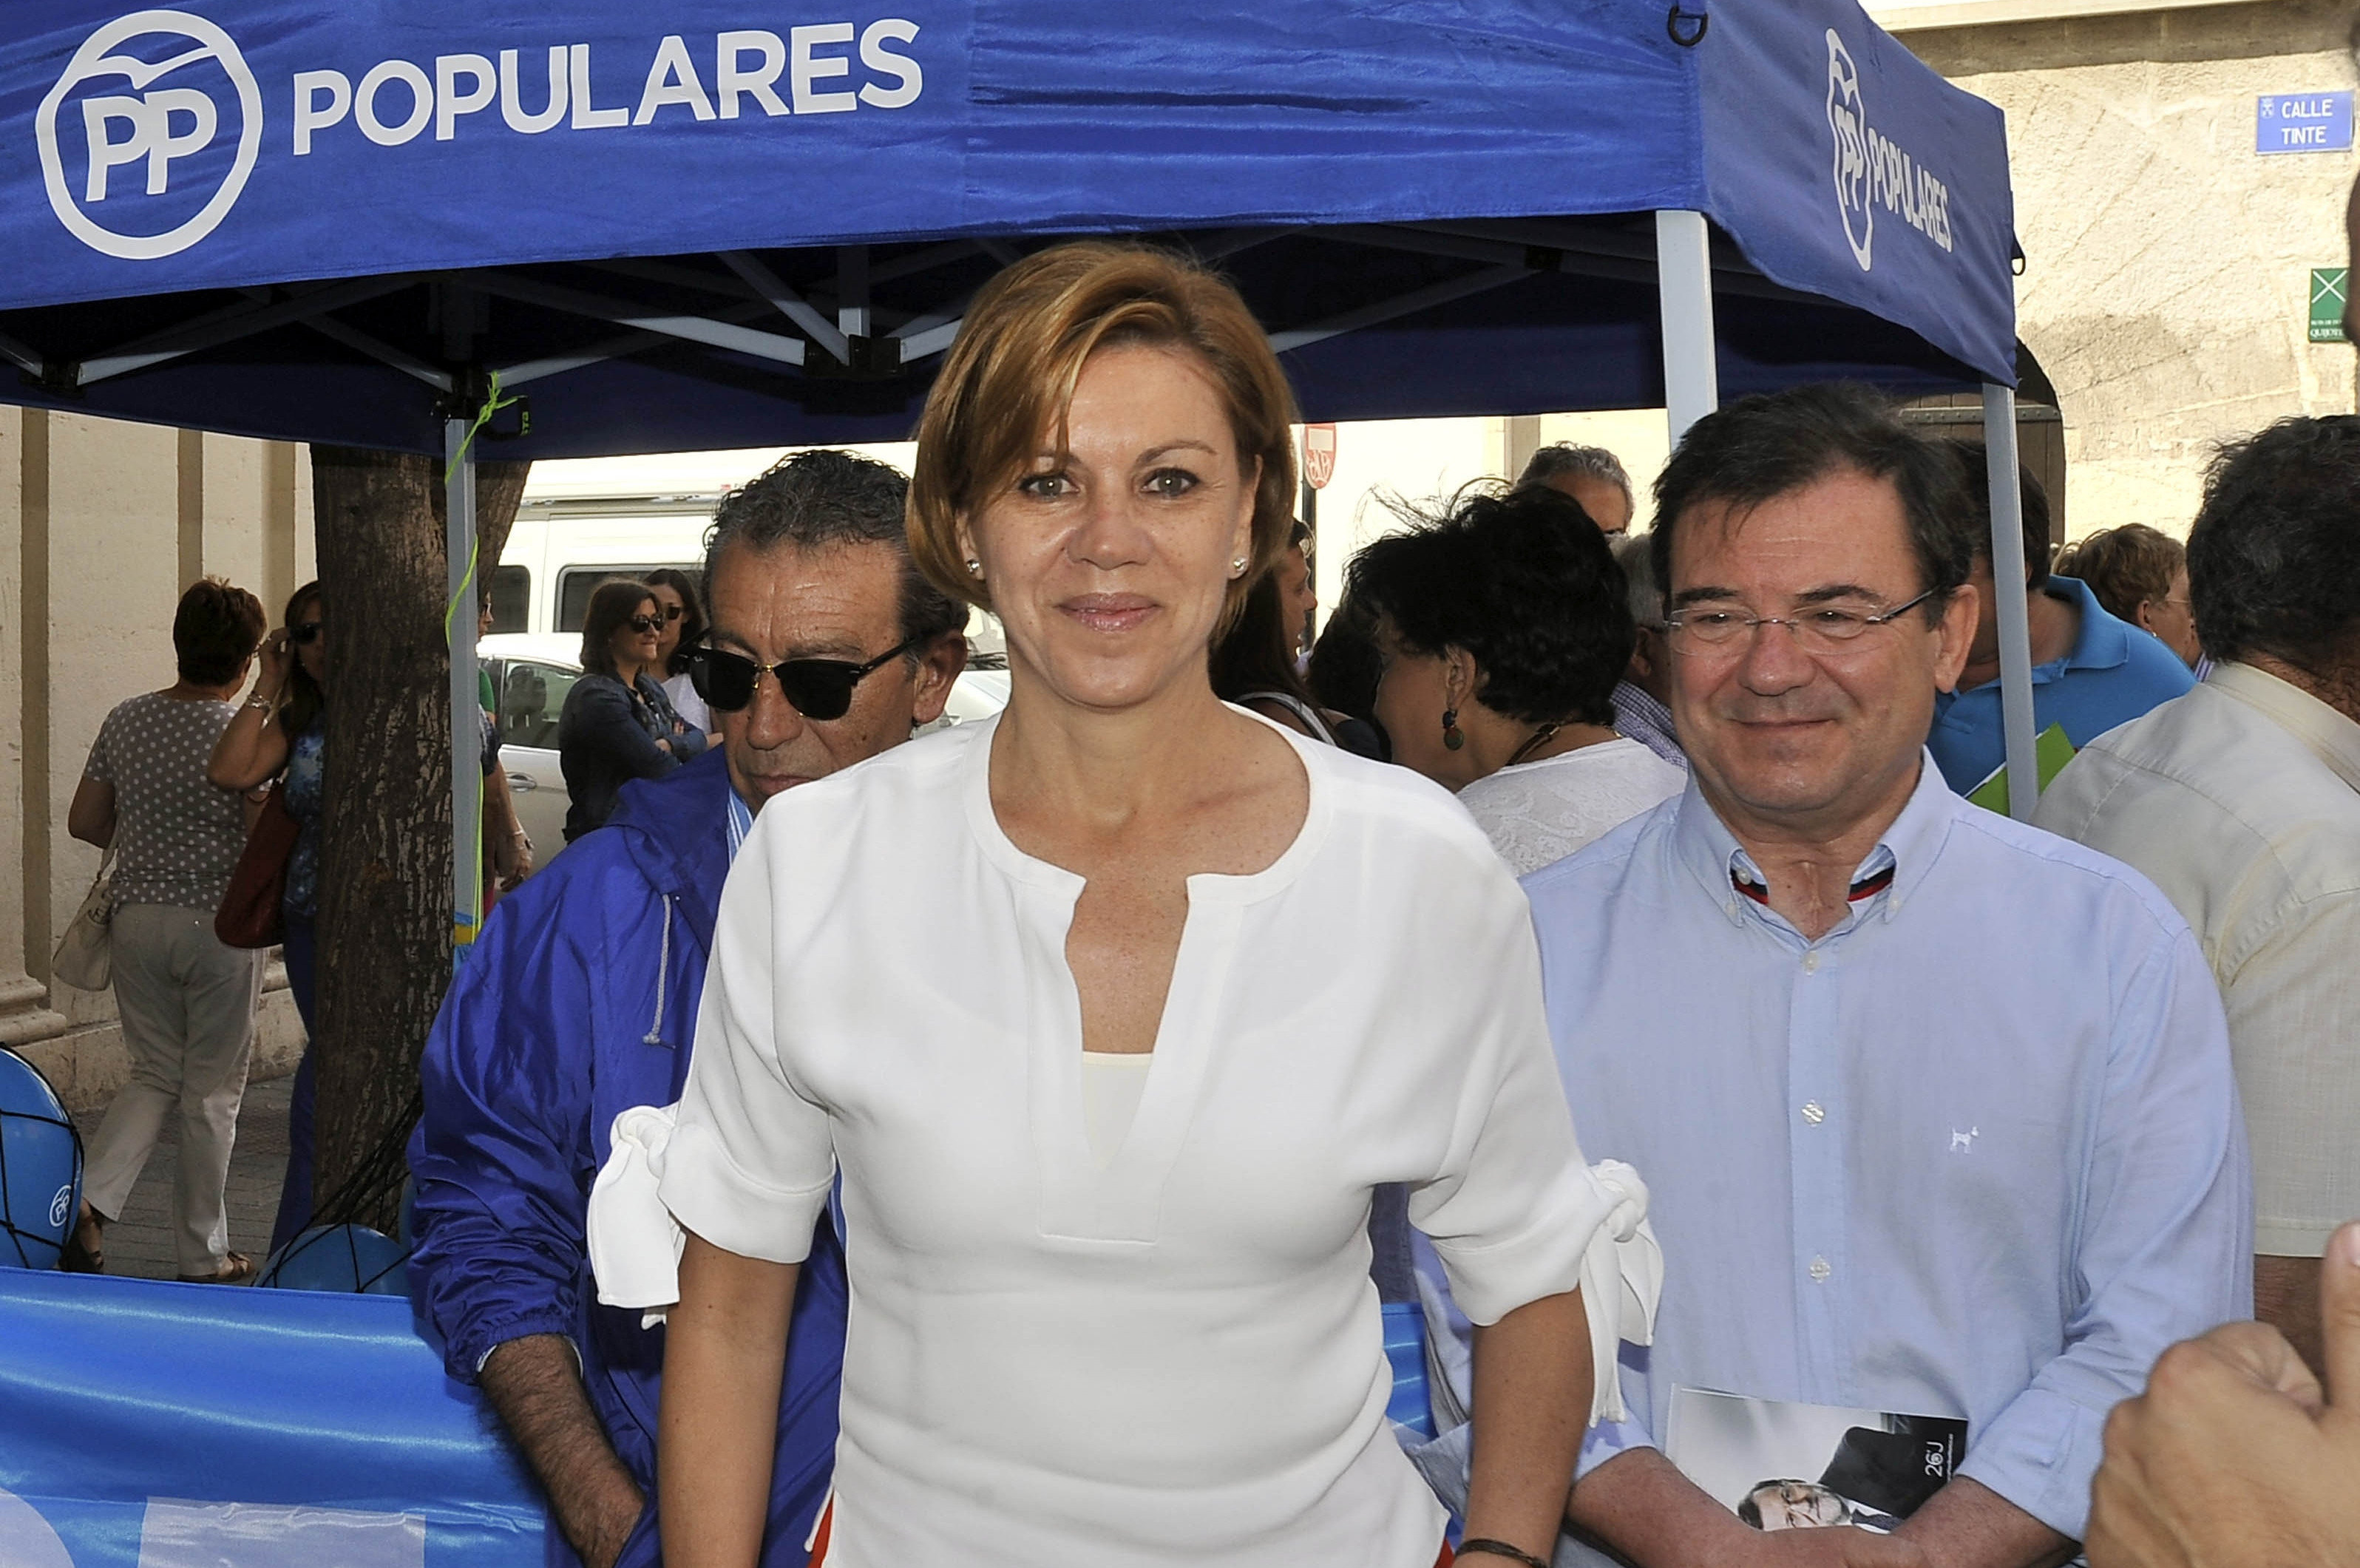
[0,0,2044,900]
[0,0,2043,1554]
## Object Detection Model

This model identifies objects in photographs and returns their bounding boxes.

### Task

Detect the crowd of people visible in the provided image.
[53,235,2354,1568]
[390,239,2356,1568]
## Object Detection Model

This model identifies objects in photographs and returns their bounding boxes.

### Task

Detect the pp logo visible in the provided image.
[1825,30,1874,271]
[35,10,262,261]
[48,1184,72,1231]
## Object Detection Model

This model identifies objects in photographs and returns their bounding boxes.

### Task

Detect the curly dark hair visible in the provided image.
[1652,384,1973,624]
[1344,483,1631,727]
[2186,415,2360,671]
[706,449,965,651]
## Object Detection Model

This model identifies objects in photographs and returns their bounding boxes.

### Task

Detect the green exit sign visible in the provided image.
[2311,267,2349,342]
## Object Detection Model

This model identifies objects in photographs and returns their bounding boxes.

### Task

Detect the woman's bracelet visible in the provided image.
[1457,1540,1552,1568]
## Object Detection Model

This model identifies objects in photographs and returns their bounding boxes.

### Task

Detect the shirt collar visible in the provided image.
[725,786,754,864]
[2048,575,2131,676]
[1670,750,1959,935]
[2207,661,2360,793]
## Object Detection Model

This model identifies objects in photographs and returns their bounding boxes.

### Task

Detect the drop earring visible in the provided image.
[1442,707,1464,750]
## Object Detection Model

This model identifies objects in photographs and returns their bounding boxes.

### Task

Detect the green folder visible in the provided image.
[1965,722,2076,816]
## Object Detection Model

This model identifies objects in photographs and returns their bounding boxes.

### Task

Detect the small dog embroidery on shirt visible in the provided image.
[1950,1127,1979,1153]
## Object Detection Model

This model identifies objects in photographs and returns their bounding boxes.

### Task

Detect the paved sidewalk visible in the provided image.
[69,1073,294,1283]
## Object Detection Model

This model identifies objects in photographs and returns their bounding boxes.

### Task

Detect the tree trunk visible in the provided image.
[440,459,531,596]
[308,448,529,1233]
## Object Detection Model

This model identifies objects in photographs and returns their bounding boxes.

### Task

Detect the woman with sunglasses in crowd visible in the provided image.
[625,243,1658,1568]
[644,566,719,739]
[207,579,332,1255]
[557,579,708,841]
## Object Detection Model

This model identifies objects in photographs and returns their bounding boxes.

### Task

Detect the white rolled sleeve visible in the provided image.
[1408,890,1659,1423]
[657,810,837,1266]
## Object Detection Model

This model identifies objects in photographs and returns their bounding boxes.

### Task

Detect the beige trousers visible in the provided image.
[84,903,263,1274]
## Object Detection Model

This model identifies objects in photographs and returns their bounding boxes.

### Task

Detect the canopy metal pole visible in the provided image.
[446,416,482,947]
[1655,210,1719,444]
[1981,384,2039,820]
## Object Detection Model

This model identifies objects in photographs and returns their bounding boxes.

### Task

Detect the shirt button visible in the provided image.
[1801,1101,1825,1124]
[1803,951,1820,974]
[1808,1256,1833,1283]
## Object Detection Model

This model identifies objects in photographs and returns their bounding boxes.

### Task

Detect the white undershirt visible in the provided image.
[1079,1051,1154,1167]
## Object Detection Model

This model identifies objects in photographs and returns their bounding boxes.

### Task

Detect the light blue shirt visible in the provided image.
[726,784,753,863]
[1928,575,2195,793]
[1523,757,2251,1545]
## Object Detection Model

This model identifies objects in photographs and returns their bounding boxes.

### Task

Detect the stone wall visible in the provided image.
[1902,0,2357,537]
[4,408,315,1110]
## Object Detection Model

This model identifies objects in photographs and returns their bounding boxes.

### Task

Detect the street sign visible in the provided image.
[1302,422,1337,489]
[2310,268,2349,343]
[2258,92,2353,154]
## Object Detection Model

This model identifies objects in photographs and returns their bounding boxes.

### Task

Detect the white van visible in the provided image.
[489,495,716,637]
[492,444,926,636]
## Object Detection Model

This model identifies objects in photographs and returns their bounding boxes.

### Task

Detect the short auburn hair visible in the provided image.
[906,242,1300,636]
[2055,523,2183,626]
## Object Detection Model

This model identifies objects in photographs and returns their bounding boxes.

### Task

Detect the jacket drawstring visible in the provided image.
[644,895,672,1046]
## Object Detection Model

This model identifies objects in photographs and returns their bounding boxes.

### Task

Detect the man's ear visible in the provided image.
[1933,580,1981,694]
[909,629,969,729]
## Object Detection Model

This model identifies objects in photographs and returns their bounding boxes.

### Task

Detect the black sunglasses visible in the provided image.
[685,637,921,721]
[623,614,665,635]
[289,621,323,646]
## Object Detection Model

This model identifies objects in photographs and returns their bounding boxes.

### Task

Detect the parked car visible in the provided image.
[478,634,1011,866]
[481,634,586,861]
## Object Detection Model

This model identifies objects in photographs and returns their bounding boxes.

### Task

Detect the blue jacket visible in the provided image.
[408,747,846,1568]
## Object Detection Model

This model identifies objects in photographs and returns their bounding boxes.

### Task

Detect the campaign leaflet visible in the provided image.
[1666,1386,1967,1535]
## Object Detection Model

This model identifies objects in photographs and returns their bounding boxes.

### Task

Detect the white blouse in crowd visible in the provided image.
[591,712,1659,1568]
[1455,736,1688,878]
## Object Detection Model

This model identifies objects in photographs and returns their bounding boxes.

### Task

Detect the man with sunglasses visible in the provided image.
[407,449,967,1568]
[1516,387,2250,1568]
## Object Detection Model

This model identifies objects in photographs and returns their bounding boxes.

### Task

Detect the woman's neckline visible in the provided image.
[963,707,1329,903]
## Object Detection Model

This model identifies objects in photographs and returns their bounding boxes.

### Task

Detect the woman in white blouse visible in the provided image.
[1352,483,1686,877]
[648,243,1655,1568]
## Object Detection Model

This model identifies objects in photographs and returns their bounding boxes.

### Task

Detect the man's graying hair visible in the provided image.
[704,449,966,651]
[1519,443,1633,507]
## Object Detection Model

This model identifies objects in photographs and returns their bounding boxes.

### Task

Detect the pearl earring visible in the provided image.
[1230,556,1248,577]
[964,559,983,577]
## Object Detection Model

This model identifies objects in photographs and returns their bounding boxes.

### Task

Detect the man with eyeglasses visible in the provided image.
[1519,386,2250,1568]
[407,449,968,1568]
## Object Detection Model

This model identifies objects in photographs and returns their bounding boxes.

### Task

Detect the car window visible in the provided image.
[487,565,531,634]
[499,660,581,750]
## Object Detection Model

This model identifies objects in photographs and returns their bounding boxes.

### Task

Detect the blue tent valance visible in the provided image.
[0,0,2018,458]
